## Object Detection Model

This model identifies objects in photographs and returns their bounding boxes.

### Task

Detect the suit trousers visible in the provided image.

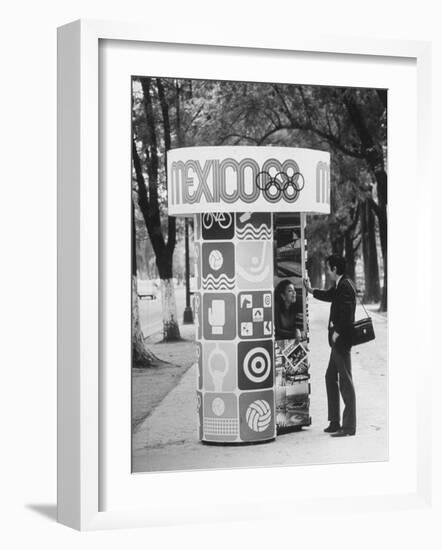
[325,342,356,432]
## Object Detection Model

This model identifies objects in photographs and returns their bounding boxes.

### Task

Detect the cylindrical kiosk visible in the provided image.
[167,147,330,444]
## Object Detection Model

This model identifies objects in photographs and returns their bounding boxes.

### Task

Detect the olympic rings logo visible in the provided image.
[255,170,305,203]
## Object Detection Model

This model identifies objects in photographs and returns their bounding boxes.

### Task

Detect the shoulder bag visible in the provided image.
[348,280,376,346]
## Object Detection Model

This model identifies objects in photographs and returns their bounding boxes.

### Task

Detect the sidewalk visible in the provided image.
[132,323,196,430]
[132,300,388,473]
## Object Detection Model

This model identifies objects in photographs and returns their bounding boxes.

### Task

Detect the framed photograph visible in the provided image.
[57,19,432,530]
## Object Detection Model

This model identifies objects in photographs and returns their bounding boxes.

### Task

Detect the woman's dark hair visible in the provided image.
[274,279,296,309]
[327,254,346,275]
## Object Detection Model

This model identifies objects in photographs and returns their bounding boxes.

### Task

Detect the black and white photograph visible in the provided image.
[131,76,388,473]
[4,0,437,543]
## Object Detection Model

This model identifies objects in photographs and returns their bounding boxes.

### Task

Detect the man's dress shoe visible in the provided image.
[330,429,356,437]
[323,422,341,433]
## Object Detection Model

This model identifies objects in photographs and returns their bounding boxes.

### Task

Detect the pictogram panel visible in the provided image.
[202,342,236,392]
[237,339,274,391]
[235,212,272,240]
[236,241,273,289]
[203,392,239,442]
[238,291,273,339]
[202,242,235,290]
[201,212,234,240]
[202,293,236,340]
[239,390,275,441]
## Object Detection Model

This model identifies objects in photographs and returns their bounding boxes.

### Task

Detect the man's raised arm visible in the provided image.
[304,278,335,303]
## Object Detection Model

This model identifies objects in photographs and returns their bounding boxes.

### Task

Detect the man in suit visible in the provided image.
[304,255,357,437]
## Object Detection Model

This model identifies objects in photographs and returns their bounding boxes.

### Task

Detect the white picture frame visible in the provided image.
[57,19,433,531]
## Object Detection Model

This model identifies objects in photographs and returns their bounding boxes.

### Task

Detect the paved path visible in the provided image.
[132,301,388,473]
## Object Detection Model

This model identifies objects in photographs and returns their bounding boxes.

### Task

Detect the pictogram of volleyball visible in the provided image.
[209,249,224,271]
[243,347,271,383]
[212,397,225,417]
[246,399,272,432]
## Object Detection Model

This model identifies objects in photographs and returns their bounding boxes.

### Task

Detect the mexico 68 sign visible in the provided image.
[167,146,330,215]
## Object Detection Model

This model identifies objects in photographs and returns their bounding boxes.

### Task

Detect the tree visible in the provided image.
[131,78,387,316]
[131,200,161,367]
[200,82,383,302]
[257,85,387,309]
[343,90,387,310]
[132,77,181,341]
[360,199,381,303]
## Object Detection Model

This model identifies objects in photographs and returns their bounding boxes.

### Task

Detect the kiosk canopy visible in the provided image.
[167,146,330,216]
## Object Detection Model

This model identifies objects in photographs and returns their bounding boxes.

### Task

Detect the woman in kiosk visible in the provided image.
[274,279,304,341]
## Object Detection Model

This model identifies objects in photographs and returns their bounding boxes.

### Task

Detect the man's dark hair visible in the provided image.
[327,254,346,275]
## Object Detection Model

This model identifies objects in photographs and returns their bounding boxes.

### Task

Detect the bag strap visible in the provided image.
[346,278,371,319]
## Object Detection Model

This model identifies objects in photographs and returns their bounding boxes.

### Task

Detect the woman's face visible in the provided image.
[282,284,296,304]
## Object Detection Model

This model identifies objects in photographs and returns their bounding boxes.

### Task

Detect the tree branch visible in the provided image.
[132,140,165,256]
[217,133,259,145]
[156,78,177,255]
[140,78,161,213]
[257,125,293,145]
[156,78,171,150]
[272,85,295,124]
[132,140,149,217]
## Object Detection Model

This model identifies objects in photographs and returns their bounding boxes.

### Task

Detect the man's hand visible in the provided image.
[331,331,340,344]
[303,278,313,294]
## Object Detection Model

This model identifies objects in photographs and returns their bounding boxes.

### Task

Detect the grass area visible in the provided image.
[132,328,197,432]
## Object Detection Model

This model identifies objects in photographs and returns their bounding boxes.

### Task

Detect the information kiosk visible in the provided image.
[167,147,330,443]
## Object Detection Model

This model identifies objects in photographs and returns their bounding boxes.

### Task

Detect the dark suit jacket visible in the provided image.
[313,277,356,348]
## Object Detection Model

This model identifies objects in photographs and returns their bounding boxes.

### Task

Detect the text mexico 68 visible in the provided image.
[169,157,330,207]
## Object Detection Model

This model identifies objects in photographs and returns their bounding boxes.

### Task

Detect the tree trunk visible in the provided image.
[133,77,181,341]
[360,200,381,303]
[377,196,388,312]
[324,256,333,287]
[160,278,181,340]
[344,93,387,311]
[308,254,323,288]
[131,276,159,367]
[332,234,344,256]
[131,202,158,367]
[344,230,355,282]
[155,247,181,341]
[158,78,181,341]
